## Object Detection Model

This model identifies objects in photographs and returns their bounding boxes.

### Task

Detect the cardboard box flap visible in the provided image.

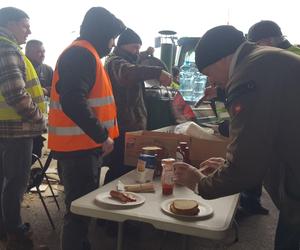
[143,130,189,141]
[190,137,228,166]
[153,125,226,142]
[125,126,229,167]
[153,125,176,133]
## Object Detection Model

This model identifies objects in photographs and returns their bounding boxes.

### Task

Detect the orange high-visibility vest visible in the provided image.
[48,40,119,152]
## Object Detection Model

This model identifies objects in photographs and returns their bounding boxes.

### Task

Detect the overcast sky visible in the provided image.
[1,0,300,67]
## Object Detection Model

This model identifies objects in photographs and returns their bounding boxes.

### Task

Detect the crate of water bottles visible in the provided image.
[179,57,207,103]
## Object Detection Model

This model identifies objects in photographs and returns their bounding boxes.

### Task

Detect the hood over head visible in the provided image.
[80,7,125,58]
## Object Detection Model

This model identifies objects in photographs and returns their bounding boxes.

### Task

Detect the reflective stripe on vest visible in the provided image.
[49,96,115,110]
[48,40,119,152]
[48,119,115,135]
[0,36,46,120]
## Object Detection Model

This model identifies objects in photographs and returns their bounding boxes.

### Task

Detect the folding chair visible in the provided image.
[27,151,59,230]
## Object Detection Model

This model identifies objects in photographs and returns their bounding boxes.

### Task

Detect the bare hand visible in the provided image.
[173,162,202,190]
[203,86,217,101]
[198,157,225,175]
[146,46,155,56]
[159,70,172,86]
[42,87,49,97]
[102,137,114,157]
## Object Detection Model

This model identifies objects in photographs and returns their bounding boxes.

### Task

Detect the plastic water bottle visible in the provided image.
[192,71,207,102]
[179,61,193,101]
[179,60,207,102]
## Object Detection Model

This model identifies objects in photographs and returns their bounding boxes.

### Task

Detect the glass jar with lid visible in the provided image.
[161,158,175,195]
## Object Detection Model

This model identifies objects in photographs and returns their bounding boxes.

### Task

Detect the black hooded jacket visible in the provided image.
[53,7,125,157]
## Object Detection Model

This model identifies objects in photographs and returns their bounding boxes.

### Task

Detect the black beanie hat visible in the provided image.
[195,25,245,72]
[247,20,282,42]
[117,28,142,46]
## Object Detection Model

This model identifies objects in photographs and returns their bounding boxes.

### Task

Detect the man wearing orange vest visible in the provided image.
[48,7,125,250]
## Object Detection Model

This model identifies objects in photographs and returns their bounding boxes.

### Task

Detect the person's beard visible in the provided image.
[129,52,138,62]
[99,46,112,58]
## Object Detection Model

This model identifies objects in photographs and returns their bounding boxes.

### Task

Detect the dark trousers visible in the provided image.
[0,138,33,233]
[59,154,102,250]
[103,134,134,184]
[240,184,262,208]
[275,212,300,250]
[31,135,46,164]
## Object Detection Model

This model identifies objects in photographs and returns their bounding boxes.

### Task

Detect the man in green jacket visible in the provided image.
[174,25,300,250]
[248,20,300,55]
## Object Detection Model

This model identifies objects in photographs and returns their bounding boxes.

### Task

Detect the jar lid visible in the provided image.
[142,146,162,151]
[161,158,175,164]
[179,142,188,146]
[139,154,156,159]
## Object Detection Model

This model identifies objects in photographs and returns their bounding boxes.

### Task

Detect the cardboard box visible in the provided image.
[124,126,229,167]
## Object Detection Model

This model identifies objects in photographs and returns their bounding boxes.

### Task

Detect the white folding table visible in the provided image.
[71,171,239,250]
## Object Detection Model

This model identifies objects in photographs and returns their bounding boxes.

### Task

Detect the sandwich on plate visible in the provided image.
[170,199,199,216]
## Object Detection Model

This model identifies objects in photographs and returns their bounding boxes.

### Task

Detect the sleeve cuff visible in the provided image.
[194,182,199,195]
[98,127,109,143]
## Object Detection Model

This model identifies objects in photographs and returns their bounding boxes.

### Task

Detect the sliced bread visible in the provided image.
[170,199,199,216]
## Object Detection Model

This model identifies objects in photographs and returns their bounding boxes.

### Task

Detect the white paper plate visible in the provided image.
[95,191,145,207]
[161,198,213,219]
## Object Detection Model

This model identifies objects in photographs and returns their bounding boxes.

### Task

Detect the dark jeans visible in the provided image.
[0,138,33,233]
[59,153,102,250]
[31,135,46,164]
[103,134,134,184]
[240,184,262,208]
[275,212,300,250]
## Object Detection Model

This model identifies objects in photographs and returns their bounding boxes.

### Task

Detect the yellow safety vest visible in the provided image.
[0,36,45,120]
[170,81,180,90]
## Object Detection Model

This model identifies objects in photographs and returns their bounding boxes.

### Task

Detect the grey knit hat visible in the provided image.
[195,25,245,72]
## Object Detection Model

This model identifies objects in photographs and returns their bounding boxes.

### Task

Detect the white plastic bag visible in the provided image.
[174,121,218,140]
